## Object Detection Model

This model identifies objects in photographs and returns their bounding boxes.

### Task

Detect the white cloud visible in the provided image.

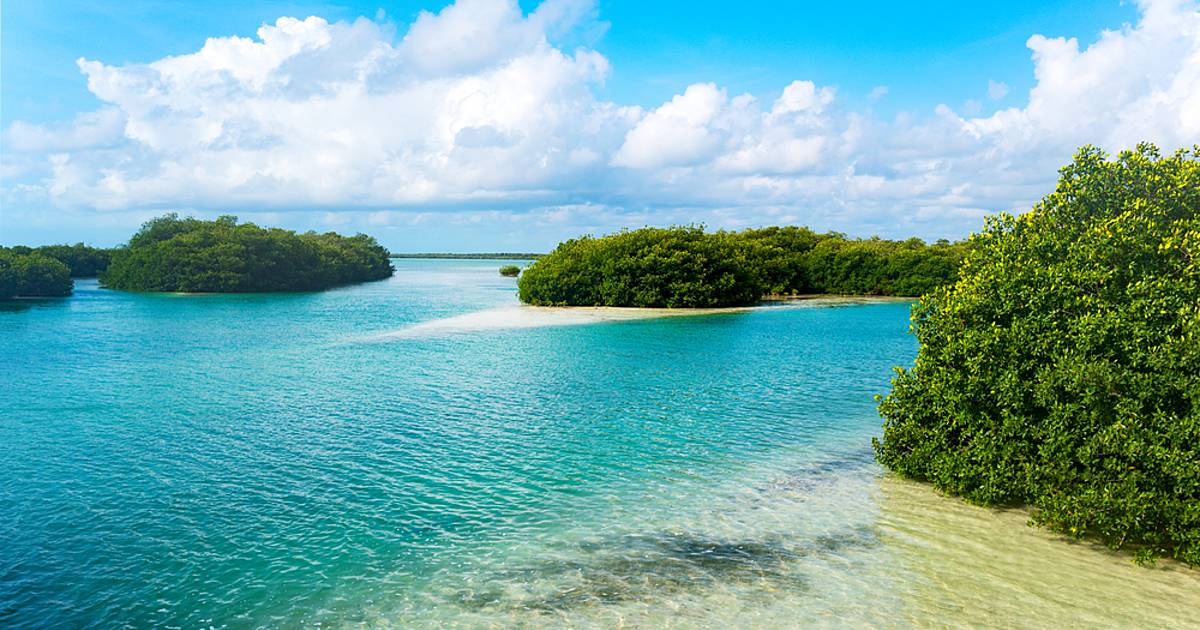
[2,0,1199,245]
[967,0,1200,152]
[868,85,889,100]
[611,83,729,169]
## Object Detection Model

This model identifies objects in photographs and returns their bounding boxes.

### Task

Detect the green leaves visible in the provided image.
[876,144,1200,566]
[0,250,73,299]
[517,225,968,307]
[100,215,394,293]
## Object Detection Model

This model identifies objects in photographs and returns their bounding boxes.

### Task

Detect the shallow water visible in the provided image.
[1,259,1195,628]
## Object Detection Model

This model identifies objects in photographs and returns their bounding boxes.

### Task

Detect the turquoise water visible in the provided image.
[2,260,1197,628]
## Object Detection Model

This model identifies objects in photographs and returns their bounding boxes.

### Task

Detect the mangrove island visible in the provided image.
[101,214,394,293]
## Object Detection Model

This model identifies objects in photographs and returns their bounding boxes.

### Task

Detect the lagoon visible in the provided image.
[1,259,1196,628]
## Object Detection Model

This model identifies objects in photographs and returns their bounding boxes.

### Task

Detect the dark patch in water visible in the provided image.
[766,449,879,494]
[451,527,879,614]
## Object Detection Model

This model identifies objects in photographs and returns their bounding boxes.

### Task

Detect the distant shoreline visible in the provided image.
[761,294,915,303]
[389,253,541,260]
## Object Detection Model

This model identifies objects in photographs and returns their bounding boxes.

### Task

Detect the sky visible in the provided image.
[1,0,1197,251]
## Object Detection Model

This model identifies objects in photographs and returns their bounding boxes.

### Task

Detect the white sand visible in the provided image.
[378,304,751,338]
[374,296,909,339]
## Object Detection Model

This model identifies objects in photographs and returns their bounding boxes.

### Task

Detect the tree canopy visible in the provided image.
[101,214,394,292]
[517,227,767,307]
[875,144,1200,565]
[0,249,73,299]
[517,225,966,307]
[30,243,113,277]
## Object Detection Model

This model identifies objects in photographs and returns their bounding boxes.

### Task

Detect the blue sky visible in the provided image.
[1,0,1194,250]
[2,1,1136,125]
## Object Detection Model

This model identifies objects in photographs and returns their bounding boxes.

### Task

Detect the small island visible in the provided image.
[0,249,73,299]
[516,226,965,308]
[101,214,394,293]
[499,265,521,277]
[0,243,116,299]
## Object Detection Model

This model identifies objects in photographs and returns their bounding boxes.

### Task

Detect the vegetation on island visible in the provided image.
[516,226,966,307]
[0,248,74,299]
[874,144,1200,566]
[4,243,113,277]
[499,265,521,277]
[101,214,394,293]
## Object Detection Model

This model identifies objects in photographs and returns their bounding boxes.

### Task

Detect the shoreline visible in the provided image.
[376,296,906,339]
[525,294,916,313]
[760,293,915,303]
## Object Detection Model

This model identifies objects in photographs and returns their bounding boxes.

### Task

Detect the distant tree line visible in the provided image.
[516,226,967,307]
[10,243,114,277]
[101,214,394,292]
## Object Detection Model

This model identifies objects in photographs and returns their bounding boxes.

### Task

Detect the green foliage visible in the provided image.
[101,214,394,293]
[518,227,766,307]
[26,243,113,277]
[743,227,967,296]
[518,225,965,307]
[499,265,521,277]
[0,249,73,298]
[875,144,1200,566]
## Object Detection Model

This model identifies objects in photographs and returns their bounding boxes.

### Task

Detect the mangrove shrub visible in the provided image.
[875,144,1200,565]
[518,227,765,307]
[102,214,394,292]
[0,249,73,298]
[32,243,113,277]
[517,225,966,307]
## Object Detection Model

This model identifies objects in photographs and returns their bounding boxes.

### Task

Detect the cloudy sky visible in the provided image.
[2,0,1197,250]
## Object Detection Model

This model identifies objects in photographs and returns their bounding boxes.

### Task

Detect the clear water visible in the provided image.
[2,260,1196,628]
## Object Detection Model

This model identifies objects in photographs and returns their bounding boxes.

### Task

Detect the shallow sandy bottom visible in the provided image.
[353,444,1200,629]
[377,298,902,339]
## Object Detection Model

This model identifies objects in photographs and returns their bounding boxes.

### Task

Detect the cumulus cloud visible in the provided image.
[2,0,1199,244]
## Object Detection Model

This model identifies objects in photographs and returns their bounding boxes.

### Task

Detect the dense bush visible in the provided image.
[101,214,394,292]
[518,227,765,307]
[517,225,965,307]
[0,249,73,298]
[499,265,521,277]
[875,144,1200,565]
[742,227,966,296]
[30,243,113,277]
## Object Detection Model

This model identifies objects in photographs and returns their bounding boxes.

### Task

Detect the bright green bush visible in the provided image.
[518,225,965,307]
[101,214,394,292]
[518,227,766,307]
[499,265,521,277]
[0,250,73,298]
[875,144,1200,565]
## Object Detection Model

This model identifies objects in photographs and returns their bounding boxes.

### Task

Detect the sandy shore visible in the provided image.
[375,296,910,339]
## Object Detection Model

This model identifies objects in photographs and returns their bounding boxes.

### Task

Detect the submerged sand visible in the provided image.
[378,297,906,339]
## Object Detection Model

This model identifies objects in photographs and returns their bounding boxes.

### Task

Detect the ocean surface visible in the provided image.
[1,259,1196,628]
